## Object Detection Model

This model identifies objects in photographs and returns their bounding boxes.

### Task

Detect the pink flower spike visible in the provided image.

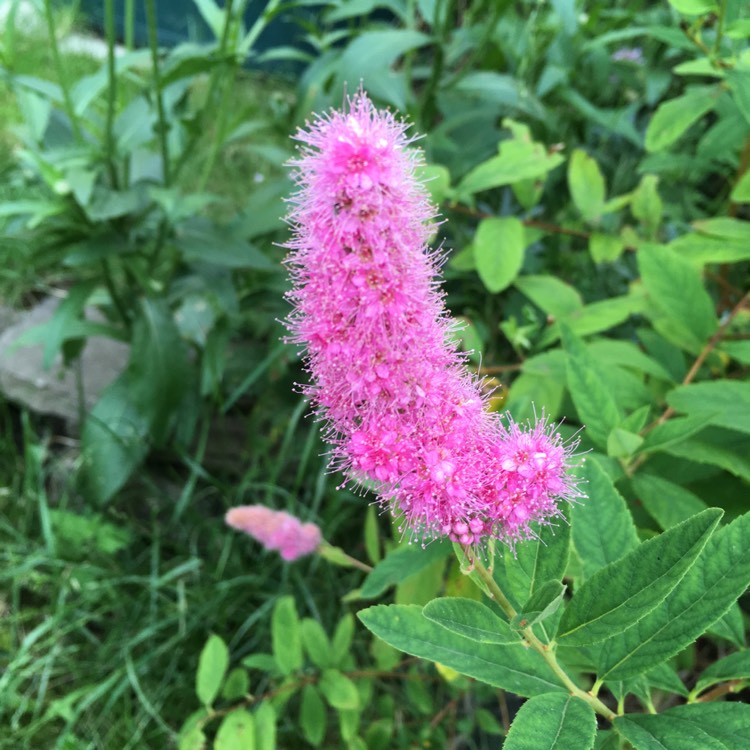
[225,505,322,561]
[284,90,581,549]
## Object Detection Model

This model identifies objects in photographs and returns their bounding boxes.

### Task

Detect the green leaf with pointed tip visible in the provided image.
[499,522,571,609]
[694,650,750,694]
[300,685,326,747]
[596,511,750,681]
[473,217,526,293]
[571,458,639,578]
[504,694,596,750]
[514,581,566,628]
[615,703,750,750]
[319,669,359,710]
[271,597,302,676]
[607,428,644,458]
[630,474,708,530]
[557,509,721,646]
[666,381,750,436]
[358,605,565,697]
[645,89,716,152]
[561,325,622,449]
[196,634,229,706]
[423,597,519,644]
[637,414,715,454]
[359,542,451,599]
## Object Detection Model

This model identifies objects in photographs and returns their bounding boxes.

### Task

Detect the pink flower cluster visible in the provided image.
[284,92,578,547]
[226,505,322,561]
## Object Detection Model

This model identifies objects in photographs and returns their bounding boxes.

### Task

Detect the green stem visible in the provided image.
[472,557,617,722]
[43,0,83,142]
[101,259,131,327]
[144,0,171,185]
[104,0,119,188]
[713,0,727,54]
[125,0,135,51]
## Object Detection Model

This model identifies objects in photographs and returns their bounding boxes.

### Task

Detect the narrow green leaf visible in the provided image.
[638,414,715,454]
[561,325,622,449]
[271,597,303,676]
[364,504,381,564]
[630,474,708,530]
[301,619,332,669]
[499,522,571,609]
[504,694,596,750]
[359,605,565,697]
[557,509,722,645]
[331,614,355,666]
[571,459,639,578]
[473,217,526,293]
[666,381,750,436]
[254,703,276,750]
[615,703,750,750]
[359,541,450,599]
[318,670,359,710]
[196,634,229,706]
[515,581,566,628]
[568,149,606,222]
[638,243,718,353]
[215,709,255,750]
[645,89,716,152]
[597,511,750,681]
[695,650,750,694]
[631,175,662,238]
[726,70,750,126]
[300,686,327,747]
[422,597,520,644]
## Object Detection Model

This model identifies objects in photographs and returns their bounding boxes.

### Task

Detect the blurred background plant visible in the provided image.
[0,0,748,748]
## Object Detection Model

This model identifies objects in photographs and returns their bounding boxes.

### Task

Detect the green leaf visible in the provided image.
[568,149,606,222]
[645,89,717,152]
[666,381,750,435]
[557,509,722,646]
[254,703,276,750]
[318,670,359,710]
[359,541,451,599]
[668,0,717,14]
[664,431,750,482]
[457,138,564,195]
[221,668,249,701]
[176,218,275,270]
[300,686,327,747]
[607,428,644,458]
[499,522,571,609]
[515,275,583,317]
[196,634,229,706]
[504,693,596,750]
[422,597,520,644]
[731,170,750,202]
[638,414,715,455]
[473,217,526,293]
[215,709,255,750]
[596,511,750,681]
[694,217,750,242]
[301,619,332,669]
[630,474,708,530]
[631,175,662,238]
[695,650,750,695]
[359,605,565,697]
[589,233,626,264]
[638,243,718,353]
[708,603,745,648]
[271,596,303,676]
[571,459,639,578]
[560,325,622,449]
[515,581,566,628]
[331,614,355,666]
[726,69,750,126]
[615,703,750,750]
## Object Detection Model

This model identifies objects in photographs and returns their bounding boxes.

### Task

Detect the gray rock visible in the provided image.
[0,297,129,427]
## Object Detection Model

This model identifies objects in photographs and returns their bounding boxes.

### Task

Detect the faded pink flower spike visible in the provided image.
[284,91,578,547]
[226,505,322,561]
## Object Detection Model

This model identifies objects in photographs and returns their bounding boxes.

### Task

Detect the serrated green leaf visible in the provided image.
[300,686,327,747]
[557,509,722,646]
[358,605,565,696]
[708,603,746,648]
[638,414,715,455]
[422,597,520,644]
[196,634,229,707]
[504,693,596,750]
[271,597,302,676]
[568,149,606,222]
[318,670,359,710]
[638,243,718,353]
[571,459,639,578]
[694,650,750,694]
[561,325,622,449]
[254,703,276,750]
[645,89,717,152]
[597,511,750,680]
[359,541,450,599]
[499,522,571,609]
[666,381,750,435]
[215,709,255,750]
[473,217,526,293]
[515,581,566,628]
[664,431,750,482]
[630,473,708,530]
[615,703,750,750]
